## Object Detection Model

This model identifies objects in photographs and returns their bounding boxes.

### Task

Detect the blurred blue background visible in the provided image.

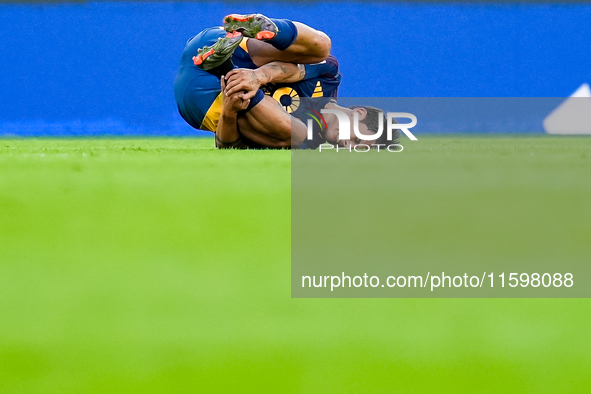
[1,2,590,135]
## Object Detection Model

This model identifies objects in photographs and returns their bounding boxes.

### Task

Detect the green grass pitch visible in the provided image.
[0,136,590,392]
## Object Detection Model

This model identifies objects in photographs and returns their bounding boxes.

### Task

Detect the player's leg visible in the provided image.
[234,96,308,148]
[223,14,331,66]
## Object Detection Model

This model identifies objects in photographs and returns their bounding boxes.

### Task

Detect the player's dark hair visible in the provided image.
[348,106,401,147]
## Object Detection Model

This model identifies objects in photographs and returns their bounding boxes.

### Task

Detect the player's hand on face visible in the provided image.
[221,76,251,114]
[223,68,264,100]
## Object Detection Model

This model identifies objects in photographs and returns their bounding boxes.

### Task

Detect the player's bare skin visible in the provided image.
[216,71,375,150]
[214,56,374,149]
[223,61,306,100]
[245,22,331,66]
[216,76,307,149]
[216,18,329,101]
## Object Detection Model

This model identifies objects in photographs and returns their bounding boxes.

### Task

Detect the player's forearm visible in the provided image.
[215,112,241,149]
[257,61,306,84]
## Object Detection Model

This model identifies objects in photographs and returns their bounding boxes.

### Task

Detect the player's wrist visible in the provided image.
[221,102,239,116]
[221,111,238,121]
[254,68,269,85]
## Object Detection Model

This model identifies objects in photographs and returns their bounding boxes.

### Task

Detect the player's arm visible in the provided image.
[215,78,251,149]
[223,61,306,100]
[216,87,306,149]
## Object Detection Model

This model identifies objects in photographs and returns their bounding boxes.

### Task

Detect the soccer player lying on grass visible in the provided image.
[218,73,398,149]
[174,14,333,133]
[174,13,396,148]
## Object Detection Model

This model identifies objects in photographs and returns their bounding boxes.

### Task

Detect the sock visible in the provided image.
[268,18,298,50]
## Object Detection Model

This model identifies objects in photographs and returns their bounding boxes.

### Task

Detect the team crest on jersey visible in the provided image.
[266,87,301,113]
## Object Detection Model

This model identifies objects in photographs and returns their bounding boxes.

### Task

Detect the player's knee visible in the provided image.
[313,31,331,59]
[267,116,294,147]
[275,117,293,144]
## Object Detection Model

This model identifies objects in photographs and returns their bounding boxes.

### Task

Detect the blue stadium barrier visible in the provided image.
[1,2,590,135]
